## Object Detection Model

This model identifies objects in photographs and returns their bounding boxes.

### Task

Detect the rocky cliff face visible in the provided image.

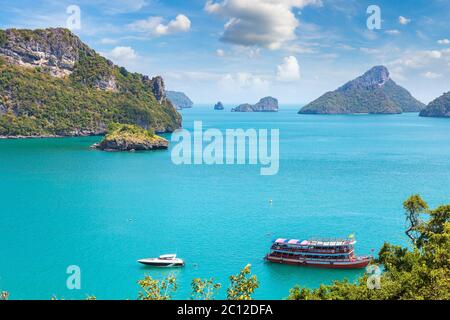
[143,76,166,103]
[299,66,425,114]
[232,97,279,112]
[420,92,450,118]
[0,28,91,77]
[0,28,181,137]
[338,65,390,91]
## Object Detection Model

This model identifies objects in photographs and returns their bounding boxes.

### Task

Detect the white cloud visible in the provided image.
[216,49,226,57]
[438,39,450,45]
[106,46,138,64]
[128,14,191,36]
[336,44,355,51]
[385,29,401,35]
[399,16,411,25]
[204,0,322,50]
[232,46,261,59]
[96,0,148,14]
[220,72,269,90]
[390,50,442,70]
[387,48,450,84]
[360,47,381,55]
[276,56,301,82]
[425,50,442,59]
[100,38,119,45]
[285,43,317,54]
[422,71,442,79]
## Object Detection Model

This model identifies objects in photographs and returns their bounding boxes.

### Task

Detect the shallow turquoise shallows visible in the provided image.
[1,106,450,300]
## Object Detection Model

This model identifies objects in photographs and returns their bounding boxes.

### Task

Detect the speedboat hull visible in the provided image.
[138,258,184,267]
[265,254,371,269]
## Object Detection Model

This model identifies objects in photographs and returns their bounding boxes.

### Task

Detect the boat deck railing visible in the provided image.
[271,245,353,254]
[307,237,356,246]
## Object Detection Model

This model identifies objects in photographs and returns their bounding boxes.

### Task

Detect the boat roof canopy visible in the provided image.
[159,254,177,259]
[274,238,356,247]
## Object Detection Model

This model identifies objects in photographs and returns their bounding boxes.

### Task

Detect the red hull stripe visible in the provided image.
[266,256,371,269]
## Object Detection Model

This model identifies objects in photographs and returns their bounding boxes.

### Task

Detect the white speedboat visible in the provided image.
[138,254,184,267]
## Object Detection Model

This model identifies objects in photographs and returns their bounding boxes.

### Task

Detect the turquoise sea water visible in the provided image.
[1,105,450,300]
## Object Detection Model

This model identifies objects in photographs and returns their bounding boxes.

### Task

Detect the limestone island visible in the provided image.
[299,66,425,115]
[420,92,450,118]
[0,28,181,138]
[214,102,224,110]
[166,91,193,110]
[231,97,278,112]
[92,123,168,152]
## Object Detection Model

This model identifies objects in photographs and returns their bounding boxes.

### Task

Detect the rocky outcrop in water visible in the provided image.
[91,123,168,152]
[299,66,425,114]
[214,102,224,110]
[420,92,450,118]
[232,97,279,112]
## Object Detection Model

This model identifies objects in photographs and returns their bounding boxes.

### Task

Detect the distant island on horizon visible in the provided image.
[231,97,279,112]
[166,91,194,110]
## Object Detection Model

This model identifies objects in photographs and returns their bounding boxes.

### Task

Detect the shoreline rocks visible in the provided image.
[91,123,168,152]
[91,137,168,152]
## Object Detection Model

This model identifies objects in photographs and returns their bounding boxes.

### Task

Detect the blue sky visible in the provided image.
[1,0,450,104]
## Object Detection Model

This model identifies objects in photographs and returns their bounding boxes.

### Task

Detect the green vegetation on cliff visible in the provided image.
[0,28,181,137]
[0,30,6,46]
[420,92,450,118]
[94,123,168,151]
[105,122,156,140]
[299,66,425,114]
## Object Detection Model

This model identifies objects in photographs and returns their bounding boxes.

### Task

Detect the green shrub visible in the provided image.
[0,30,7,46]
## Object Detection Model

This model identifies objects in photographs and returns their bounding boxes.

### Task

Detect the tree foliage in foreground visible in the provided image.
[288,195,450,300]
[226,264,259,300]
[137,265,258,301]
[191,278,221,300]
[137,275,177,300]
[0,291,9,300]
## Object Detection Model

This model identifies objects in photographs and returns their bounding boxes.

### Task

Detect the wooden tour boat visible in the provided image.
[265,237,372,269]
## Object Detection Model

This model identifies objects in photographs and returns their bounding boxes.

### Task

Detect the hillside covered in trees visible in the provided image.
[0,28,181,137]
